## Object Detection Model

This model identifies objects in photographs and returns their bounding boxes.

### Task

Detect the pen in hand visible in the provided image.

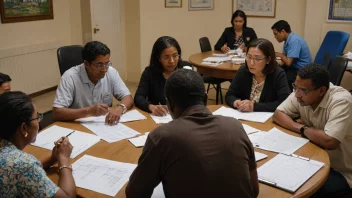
[54,130,75,145]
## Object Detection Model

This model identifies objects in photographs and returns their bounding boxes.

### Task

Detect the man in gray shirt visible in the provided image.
[53,41,133,125]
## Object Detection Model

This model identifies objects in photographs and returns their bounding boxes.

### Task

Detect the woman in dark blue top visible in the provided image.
[134,36,191,116]
[215,10,257,53]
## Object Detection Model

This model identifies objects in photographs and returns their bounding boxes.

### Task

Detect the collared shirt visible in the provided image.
[277,83,352,187]
[0,139,59,197]
[283,32,312,69]
[53,64,130,109]
[126,105,257,198]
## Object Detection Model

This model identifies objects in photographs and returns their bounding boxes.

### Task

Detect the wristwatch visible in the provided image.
[300,125,309,138]
[118,104,127,114]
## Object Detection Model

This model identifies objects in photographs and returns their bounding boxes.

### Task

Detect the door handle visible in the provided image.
[94,28,100,34]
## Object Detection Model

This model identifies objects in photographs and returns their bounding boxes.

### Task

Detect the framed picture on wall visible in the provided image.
[165,0,182,8]
[327,0,352,22]
[233,0,276,17]
[189,0,214,11]
[0,0,53,23]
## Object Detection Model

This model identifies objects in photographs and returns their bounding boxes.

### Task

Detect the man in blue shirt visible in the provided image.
[272,20,312,91]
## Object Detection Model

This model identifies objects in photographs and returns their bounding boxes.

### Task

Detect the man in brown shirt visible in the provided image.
[126,69,259,198]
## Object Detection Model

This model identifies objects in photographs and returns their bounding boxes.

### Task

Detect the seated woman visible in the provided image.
[0,91,76,197]
[215,10,257,53]
[134,36,191,116]
[225,38,290,112]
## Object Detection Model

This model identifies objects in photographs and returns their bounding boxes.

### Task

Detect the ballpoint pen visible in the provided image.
[54,130,75,145]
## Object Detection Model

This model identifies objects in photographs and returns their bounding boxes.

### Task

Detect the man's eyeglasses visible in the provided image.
[245,56,266,64]
[161,54,180,61]
[292,83,314,95]
[28,112,43,123]
[92,62,112,70]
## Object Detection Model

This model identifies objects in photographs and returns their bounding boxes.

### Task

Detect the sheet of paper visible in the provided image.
[150,114,173,124]
[128,132,150,147]
[212,53,228,57]
[82,123,140,143]
[255,152,267,162]
[72,155,137,197]
[152,183,165,198]
[203,56,232,62]
[258,153,324,193]
[75,109,147,123]
[31,125,101,158]
[201,61,221,66]
[242,124,261,135]
[213,106,273,123]
[248,128,309,154]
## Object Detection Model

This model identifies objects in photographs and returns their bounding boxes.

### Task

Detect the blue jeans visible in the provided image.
[311,168,351,198]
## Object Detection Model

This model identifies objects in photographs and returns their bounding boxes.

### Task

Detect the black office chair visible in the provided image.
[322,52,331,70]
[328,56,348,86]
[39,110,54,131]
[57,45,84,76]
[199,37,228,104]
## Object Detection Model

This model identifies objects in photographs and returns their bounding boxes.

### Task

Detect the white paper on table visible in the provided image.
[212,53,228,57]
[213,106,273,123]
[242,124,261,135]
[152,183,165,198]
[201,61,221,66]
[258,153,324,193]
[75,109,146,123]
[72,155,137,197]
[31,125,100,158]
[248,128,309,155]
[203,56,232,62]
[150,114,173,124]
[255,152,267,162]
[128,132,150,147]
[82,123,140,143]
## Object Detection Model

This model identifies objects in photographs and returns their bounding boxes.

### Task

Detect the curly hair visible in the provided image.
[297,63,330,89]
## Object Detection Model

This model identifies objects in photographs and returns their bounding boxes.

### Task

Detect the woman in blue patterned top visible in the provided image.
[0,91,76,197]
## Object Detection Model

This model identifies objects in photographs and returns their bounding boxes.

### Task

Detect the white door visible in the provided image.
[90,0,125,79]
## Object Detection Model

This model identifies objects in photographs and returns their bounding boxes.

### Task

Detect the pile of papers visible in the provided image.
[76,109,147,123]
[202,56,231,66]
[213,106,273,123]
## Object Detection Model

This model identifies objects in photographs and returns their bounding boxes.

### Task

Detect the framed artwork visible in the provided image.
[165,0,182,8]
[189,0,213,11]
[0,0,53,23]
[327,0,352,22]
[233,0,276,17]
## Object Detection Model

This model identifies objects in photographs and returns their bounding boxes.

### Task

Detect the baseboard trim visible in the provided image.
[29,86,57,98]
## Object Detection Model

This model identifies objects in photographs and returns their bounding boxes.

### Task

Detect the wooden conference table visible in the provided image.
[24,105,330,198]
[189,50,241,79]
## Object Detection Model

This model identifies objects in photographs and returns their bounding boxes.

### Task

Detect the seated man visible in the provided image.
[273,64,352,197]
[271,20,312,90]
[126,69,259,198]
[53,41,133,125]
[0,73,11,94]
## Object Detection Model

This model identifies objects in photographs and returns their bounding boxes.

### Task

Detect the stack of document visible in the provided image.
[248,128,309,154]
[258,153,324,193]
[82,123,140,143]
[128,132,150,147]
[202,56,232,66]
[213,106,273,123]
[150,114,173,124]
[32,125,101,158]
[75,109,147,123]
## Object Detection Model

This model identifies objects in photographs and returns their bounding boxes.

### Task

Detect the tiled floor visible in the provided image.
[32,71,352,113]
[32,81,231,113]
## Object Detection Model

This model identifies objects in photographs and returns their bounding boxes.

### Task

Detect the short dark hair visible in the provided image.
[0,73,11,86]
[271,20,291,33]
[0,91,34,141]
[165,69,205,109]
[246,38,278,74]
[82,41,110,63]
[297,63,330,89]
[150,36,182,72]
[231,10,247,28]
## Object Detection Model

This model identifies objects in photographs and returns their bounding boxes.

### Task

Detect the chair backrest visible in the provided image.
[322,52,331,70]
[329,56,348,86]
[314,31,350,66]
[199,37,212,52]
[57,45,84,76]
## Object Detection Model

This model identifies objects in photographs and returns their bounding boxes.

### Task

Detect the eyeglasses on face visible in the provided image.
[28,112,44,123]
[245,56,266,64]
[92,62,112,70]
[161,54,180,61]
[292,83,314,95]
